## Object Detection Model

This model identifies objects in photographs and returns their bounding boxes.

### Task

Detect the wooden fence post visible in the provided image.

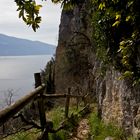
[34,73,48,140]
[65,88,71,118]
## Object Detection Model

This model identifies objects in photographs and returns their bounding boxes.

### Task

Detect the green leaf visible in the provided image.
[35,5,42,11]
[120,41,125,46]
[125,16,131,22]
[123,71,133,77]
[98,2,105,10]
[19,10,23,18]
[22,16,27,22]
[115,14,121,20]
[112,21,120,27]
[35,17,41,23]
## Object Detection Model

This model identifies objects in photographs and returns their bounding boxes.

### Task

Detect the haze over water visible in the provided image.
[0,55,52,108]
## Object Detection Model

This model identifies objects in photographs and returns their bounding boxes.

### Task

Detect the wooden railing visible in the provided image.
[0,73,88,140]
[0,84,45,126]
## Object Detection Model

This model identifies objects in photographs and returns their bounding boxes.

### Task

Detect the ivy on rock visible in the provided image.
[91,0,140,85]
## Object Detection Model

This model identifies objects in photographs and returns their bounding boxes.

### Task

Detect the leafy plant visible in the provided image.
[4,129,40,140]
[47,106,82,140]
[47,107,65,140]
[91,0,140,85]
[15,0,84,31]
[15,0,42,31]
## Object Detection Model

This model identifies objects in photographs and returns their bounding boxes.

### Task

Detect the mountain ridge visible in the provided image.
[0,33,56,56]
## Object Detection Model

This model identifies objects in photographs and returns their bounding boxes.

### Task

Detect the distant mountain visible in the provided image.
[0,34,56,56]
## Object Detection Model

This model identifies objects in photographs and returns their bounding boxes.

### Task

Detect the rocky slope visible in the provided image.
[55,1,140,139]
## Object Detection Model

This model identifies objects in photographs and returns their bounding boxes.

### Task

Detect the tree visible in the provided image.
[15,0,42,31]
[14,0,84,31]
[4,89,15,106]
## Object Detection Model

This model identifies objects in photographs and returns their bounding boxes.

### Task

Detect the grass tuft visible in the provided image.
[88,112,125,140]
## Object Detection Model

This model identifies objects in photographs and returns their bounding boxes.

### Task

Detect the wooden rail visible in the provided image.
[0,88,85,126]
[43,94,83,98]
[0,84,45,126]
[0,73,88,140]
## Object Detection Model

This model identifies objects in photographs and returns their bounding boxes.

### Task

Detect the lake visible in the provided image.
[0,55,52,108]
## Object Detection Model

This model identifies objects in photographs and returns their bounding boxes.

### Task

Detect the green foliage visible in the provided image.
[47,106,81,140]
[51,0,85,8]
[5,106,81,140]
[88,112,125,140]
[4,129,40,140]
[15,0,42,31]
[91,0,140,85]
[47,107,65,140]
[41,57,55,93]
[15,0,84,31]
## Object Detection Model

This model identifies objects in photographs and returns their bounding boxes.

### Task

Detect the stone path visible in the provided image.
[70,118,90,140]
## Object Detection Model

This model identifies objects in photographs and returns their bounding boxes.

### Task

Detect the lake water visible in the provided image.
[0,55,52,108]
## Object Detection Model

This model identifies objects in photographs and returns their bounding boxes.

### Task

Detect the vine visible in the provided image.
[91,0,140,85]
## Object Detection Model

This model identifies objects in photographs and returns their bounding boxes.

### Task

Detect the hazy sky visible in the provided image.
[0,0,62,45]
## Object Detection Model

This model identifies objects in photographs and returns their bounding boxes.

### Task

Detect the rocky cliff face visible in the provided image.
[55,1,140,138]
[93,66,140,137]
[55,1,93,93]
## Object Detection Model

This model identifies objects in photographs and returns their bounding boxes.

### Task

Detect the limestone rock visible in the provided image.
[133,106,140,139]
